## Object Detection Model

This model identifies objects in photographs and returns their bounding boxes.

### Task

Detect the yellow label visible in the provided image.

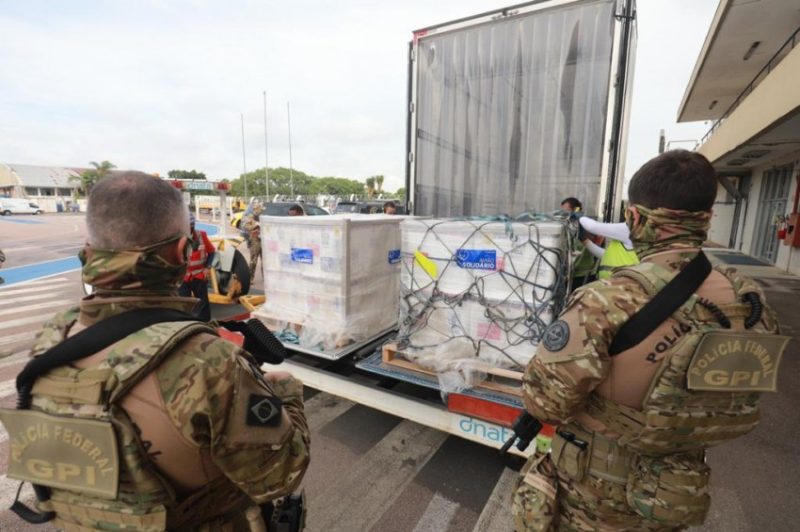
[414,250,437,279]
[686,332,790,392]
[0,410,119,499]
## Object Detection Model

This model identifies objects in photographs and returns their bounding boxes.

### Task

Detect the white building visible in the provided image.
[0,163,86,212]
[678,0,800,275]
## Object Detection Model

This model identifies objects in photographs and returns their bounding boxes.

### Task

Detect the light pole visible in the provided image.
[263,91,270,199]
[241,113,248,199]
[287,101,294,197]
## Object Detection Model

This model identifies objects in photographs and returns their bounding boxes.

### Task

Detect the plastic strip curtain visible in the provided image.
[414,0,616,217]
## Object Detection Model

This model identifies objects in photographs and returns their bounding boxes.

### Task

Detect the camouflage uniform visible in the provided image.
[8,242,310,530]
[244,205,264,280]
[513,207,783,531]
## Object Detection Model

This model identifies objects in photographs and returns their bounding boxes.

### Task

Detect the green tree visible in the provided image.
[168,169,207,180]
[395,187,406,199]
[374,175,384,193]
[71,160,116,196]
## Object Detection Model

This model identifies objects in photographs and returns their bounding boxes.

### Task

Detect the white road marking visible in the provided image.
[0,378,18,400]
[308,420,448,532]
[0,316,54,332]
[0,282,73,297]
[412,493,460,532]
[0,292,73,307]
[0,276,69,288]
[471,467,517,532]
[0,301,72,318]
[0,332,36,348]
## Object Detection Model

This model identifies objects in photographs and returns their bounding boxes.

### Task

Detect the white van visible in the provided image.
[0,198,44,215]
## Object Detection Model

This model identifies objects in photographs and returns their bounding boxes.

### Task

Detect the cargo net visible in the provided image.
[396,215,571,394]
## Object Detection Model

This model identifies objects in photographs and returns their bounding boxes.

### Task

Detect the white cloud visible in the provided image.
[0,0,719,194]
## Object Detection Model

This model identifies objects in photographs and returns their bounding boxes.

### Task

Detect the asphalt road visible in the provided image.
[0,213,799,531]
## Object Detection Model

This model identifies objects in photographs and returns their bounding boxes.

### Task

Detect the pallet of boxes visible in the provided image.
[253,214,405,356]
[386,216,570,397]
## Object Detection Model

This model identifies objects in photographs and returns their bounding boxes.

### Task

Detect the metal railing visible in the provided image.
[698,25,800,148]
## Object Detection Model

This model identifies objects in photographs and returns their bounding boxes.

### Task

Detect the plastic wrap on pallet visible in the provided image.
[398,217,569,393]
[253,214,403,352]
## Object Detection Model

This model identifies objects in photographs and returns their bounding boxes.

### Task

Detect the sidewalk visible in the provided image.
[692,249,800,531]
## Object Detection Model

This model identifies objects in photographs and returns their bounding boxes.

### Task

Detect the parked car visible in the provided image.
[334,201,406,214]
[0,198,44,215]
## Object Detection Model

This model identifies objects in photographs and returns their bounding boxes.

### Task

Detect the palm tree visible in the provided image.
[71,160,117,196]
[375,175,384,194]
[365,176,376,199]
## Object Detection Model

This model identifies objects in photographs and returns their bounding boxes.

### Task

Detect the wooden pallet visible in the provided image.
[381,343,524,397]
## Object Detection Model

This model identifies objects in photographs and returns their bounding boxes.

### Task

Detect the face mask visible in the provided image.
[628,204,710,257]
[79,235,188,291]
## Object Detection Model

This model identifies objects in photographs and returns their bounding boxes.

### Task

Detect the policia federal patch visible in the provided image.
[542,320,570,352]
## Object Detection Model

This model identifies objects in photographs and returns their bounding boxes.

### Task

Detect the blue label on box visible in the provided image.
[455,249,496,270]
[291,248,314,264]
[388,249,401,264]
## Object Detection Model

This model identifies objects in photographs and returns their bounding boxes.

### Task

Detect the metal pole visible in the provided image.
[263,91,270,199]
[287,101,294,197]
[241,113,248,200]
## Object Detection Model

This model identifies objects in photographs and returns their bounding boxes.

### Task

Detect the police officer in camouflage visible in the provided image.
[244,202,264,281]
[513,150,787,531]
[1,172,310,531]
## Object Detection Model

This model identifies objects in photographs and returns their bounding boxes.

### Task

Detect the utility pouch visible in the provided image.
[263,490,306,532]
[512,454,558,532]
[626,453,711,527]
[551,430,591,482]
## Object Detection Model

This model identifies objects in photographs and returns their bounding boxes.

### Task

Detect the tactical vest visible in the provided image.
[587,262,788,455]
[0,309,252,531]
[597,240,639,280]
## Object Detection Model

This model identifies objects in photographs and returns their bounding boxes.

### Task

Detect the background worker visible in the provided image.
[3,172,309,530]
[244,202,264,280]
[579,216,639,279]
[560,196,582,213]
[514,150,784,531]
[178,213,215,321]
[383,200,397,214]
[559,197,595,287]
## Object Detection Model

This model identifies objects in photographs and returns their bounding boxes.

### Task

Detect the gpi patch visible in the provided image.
[542,320,570,352]
[687,331,790,392]
[0,409,120,498]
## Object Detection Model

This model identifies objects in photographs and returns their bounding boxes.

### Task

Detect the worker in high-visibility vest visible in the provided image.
[179,213,216,321]
[578,216,639,279]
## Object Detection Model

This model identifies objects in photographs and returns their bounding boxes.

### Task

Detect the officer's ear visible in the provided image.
[628,206,641,226]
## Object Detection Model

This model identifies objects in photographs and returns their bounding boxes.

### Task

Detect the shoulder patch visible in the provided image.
[542,320,570,352]
[247,394,283,427]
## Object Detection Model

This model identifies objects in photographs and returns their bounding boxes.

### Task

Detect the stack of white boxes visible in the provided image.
[255,214,404,352]
[399,218,567,375]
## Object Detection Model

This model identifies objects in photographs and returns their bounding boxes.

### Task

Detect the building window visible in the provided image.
[57,187,73,196]
[39,187,55,196]
[25,187,38,196]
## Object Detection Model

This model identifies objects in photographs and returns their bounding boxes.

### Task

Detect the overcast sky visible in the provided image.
[0,0,718,193]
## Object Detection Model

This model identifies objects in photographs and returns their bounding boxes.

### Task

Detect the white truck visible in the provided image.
[258,0,637,455]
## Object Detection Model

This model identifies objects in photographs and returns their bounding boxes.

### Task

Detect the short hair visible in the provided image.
[383,200,397,212]
[628,150,717,212]
[561,197,582,210]
[288,204,304,215]
[87,172,189,249]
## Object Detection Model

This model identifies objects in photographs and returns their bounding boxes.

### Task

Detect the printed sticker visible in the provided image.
[455,249,497,270]
[388,249,401,264]
[291,248,314,264]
